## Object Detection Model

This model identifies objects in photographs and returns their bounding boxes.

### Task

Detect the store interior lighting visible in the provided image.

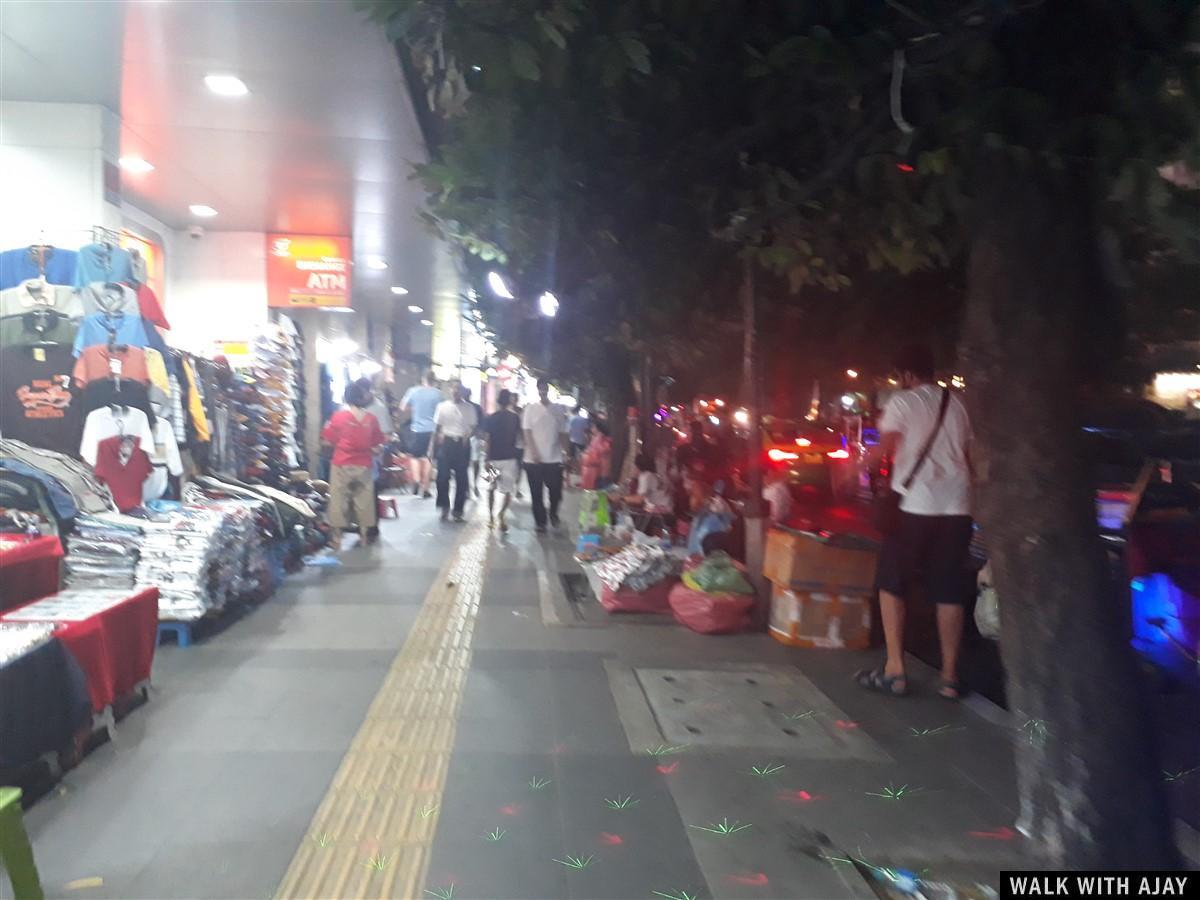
[538,291,559,318]
[419,319,433,326]
[364,256,388,270]
[315,336,359,364]
[188,204,218,218]
[204,74,249,96]
[390,286,409,295]
[488,271,514,299]
[119,156,154,174]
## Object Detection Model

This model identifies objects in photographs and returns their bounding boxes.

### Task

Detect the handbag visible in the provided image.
[873,386,951,535]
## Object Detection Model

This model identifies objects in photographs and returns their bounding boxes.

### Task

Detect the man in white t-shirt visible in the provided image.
[432,384,479,522]
[858,344,973,701]
[521,378,568,532]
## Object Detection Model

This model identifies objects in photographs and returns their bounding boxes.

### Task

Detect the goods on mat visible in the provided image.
[668,582,754,634]
[64,514,144,591]
[4,589,137,623]
[592,542,676,593]
[599,578,675,614]
[0,621,56,665]
[768,585,872,649]
[764,526,878,594]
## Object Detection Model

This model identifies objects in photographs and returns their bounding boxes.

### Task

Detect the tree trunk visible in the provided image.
[960,154,1179,868]
[742,258,767,607]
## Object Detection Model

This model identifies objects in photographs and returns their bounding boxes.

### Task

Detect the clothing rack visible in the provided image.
[91,226,120,248]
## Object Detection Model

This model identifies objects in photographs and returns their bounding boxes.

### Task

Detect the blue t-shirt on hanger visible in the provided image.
[73,311,153,357]
[0,246,78,290]
[74,243,134,289]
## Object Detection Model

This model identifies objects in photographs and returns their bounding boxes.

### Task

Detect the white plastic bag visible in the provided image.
[975,563,1000,640]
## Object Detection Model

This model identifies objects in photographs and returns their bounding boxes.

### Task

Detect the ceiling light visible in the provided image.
[407,304,424,314]
[487,271,514,299]
[189,204,218,218]
[325,307,354,314]
[119,156,154,174]
[204,74,249,97]
[538,291,559,318]
[419,319,433,327]
[390,285,409,295]
[365,256,388,270]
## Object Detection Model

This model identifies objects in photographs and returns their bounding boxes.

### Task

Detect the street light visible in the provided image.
[538,291,559,318]
[487,271,514,299]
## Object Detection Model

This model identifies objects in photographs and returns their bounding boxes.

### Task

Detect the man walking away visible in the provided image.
[522,378,568,533]
[567,404,589,466]
[432,383,478,522]
[400,371,442,498]
[858,344,973,700]
[482,389,522,531]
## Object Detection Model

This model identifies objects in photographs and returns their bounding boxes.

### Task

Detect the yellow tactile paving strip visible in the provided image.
[275,523,489,899]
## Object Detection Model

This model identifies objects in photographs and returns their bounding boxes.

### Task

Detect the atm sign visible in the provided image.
[266,234,352,308]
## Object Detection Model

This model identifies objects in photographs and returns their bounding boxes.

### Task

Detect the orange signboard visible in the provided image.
[266,234,352,308]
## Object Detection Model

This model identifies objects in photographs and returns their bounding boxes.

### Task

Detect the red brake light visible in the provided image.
[768,448,799,462]
[826,448,851,460]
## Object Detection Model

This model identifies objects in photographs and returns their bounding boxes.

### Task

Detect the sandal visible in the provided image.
[937,679,962,700]
[855,666,908,697]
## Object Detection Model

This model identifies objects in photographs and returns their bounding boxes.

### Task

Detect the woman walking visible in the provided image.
[321,381,385,549]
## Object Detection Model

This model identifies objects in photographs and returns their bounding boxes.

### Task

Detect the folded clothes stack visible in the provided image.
[137,506,232,621]
[4,589,141,622]
[0,622,56,665]
[64,514,145,590]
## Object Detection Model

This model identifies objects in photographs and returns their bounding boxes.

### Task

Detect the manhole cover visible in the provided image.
[632,667,888,758]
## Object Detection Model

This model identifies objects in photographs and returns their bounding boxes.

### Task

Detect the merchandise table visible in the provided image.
[2,588,159,713]
[0,634,91,768]
[0,535,64,612]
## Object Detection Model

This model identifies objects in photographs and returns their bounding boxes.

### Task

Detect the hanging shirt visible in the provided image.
[321,408,383,467]
[0,311,79,349]
[135,283,169,329]
[92,434,152,512]
[129,249,148,286]
[0,246,77,290]
[80,405,155,467]
[167,372,186,444]
[142,347,171,411]
[79,380,156,429]
[72,345,150,389]
[142,418,183,503]
[181,359,210,442]
[78,282,139,317]
[74,244,134,289]
[73,312,153,356]
[0,279,84,318]
[0,344,81,456]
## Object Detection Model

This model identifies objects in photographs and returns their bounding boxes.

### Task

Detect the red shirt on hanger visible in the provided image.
[93,434,153,512]
[135,284,170,330]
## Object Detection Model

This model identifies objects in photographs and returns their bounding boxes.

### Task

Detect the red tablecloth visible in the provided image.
[0,535,63,612]
[2,588,159,712]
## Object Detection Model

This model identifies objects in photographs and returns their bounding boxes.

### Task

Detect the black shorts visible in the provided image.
[876,512,974,605]
[407,429,434,457]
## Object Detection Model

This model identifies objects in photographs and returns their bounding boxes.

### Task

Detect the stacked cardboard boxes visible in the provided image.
[765,527,879,649]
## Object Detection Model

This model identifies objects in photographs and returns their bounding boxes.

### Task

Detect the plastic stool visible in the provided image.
[378,496,399,519]
[0,787,44,899]
[157,621,192,648]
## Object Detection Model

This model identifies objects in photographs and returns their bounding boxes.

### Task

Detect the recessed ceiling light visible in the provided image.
[390,286,409,295]
[204,74,249,97]
[119,156,154,174]
[325,306,355,314]
[365,256,388,270]
[189,204,218,217]
[407,304,424,314]
[419,319,433,326]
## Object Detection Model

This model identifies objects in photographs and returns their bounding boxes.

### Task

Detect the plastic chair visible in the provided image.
[0,787,44,899]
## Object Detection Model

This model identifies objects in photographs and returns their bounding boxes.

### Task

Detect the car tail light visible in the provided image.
[826,448,851,460]
[768,448,799,462]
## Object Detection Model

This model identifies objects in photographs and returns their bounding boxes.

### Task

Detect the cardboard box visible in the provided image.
[769,584,872,649]
[764,527,878,594]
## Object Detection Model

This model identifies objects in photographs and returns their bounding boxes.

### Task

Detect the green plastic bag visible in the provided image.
[683,551,753,595]
[579,490,610,531]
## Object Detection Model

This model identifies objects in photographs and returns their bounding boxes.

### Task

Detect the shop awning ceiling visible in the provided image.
[0,0,443,336]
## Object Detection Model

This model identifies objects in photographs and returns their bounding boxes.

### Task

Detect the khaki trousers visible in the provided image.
[329,464,376,532]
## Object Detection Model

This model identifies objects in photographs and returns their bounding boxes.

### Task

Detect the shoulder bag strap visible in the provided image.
[901,387,952,490]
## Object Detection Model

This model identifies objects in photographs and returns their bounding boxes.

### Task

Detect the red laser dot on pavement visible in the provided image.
[656,762,680,774]
[499,804,520,816]
[968,826,1016,841]
[727,872,770,887]
[834,720,859,729]
[599,832,624,846]
[896,162,915,172]
[778,789,817,804]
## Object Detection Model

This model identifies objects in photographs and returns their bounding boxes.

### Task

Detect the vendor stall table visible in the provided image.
[2,588,159,714]
[0,535,63,612]
[0,629,90,769]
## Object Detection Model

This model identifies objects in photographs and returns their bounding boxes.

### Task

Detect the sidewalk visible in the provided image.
[418,491,1032,900]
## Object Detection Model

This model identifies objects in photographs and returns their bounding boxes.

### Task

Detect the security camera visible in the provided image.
[188,225,205,240]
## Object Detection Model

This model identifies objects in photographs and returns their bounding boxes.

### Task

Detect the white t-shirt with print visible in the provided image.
[522,401,567,464]
[878,383,972,516]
